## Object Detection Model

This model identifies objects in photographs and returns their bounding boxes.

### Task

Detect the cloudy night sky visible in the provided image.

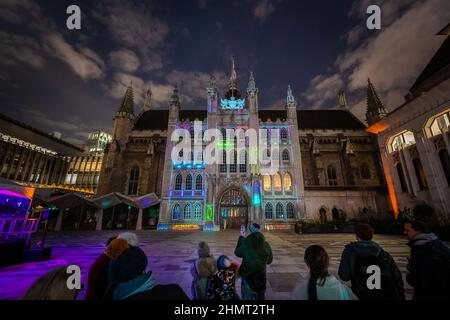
[0,0,449,145]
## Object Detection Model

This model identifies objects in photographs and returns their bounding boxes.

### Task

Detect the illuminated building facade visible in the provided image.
[99,60,388,230]
[87,131,112,154]
[368,35,450,219]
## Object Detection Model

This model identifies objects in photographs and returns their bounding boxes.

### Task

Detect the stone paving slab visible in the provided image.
[0,230,418,300]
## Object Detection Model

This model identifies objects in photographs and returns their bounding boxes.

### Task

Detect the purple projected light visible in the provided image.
[0,190,29,199]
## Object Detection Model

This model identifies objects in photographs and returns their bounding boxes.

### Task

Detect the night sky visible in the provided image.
[0,0,448,145]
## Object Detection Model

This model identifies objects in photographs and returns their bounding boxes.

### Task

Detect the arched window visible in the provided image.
[196,151,203,164]
[265,203,273,219]
[281,128,288,143]
[127,166,140,195]
[184,203,191,220]
[239,151,247,173]
[327,165,338,186]
[263,175,271,193]
[174,174,182,191]
[439,149,450,186]
[195,174,203,190]
[360,163,371,179]
[396,163,408,192]
[219,148,227,173]
[412,157,428,190]
[282,149,290,163]
[230,150,237,172]
[274,173,282,192]
[185,174,192,191]
[189,151,194,164]
[286,203,295,219]
[283,172,292,193]
[172,204,180,220]
[276,203,284,219]
[194,203,202,220]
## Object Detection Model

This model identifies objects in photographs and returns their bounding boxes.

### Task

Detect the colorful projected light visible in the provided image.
[206,204,214,221]
[252,182,261,206]
[220,96,245,109]
[172,224,200,230]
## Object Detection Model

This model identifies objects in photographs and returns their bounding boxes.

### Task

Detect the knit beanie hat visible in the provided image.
[198,241,210,258]
[106,238,129,259]
[249,223,261,233]
[109,245,148,284]
[217,255,231,270]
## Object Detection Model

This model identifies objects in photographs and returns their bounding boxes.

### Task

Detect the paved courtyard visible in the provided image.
[0,230,414,300]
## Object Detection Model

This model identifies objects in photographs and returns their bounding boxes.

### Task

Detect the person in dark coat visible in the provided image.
[108,245,189,300]
[85,236,117,300]
[338,224,405,300]
[234,223,273,300]
[404,221,450,300]
[207,255,239,300]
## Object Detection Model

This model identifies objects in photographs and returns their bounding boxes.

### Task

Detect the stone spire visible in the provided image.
[228,56,237,91]
[338,89,347,109]
[207,75,218,97]
[170,85,181,108]
[366,78,387,126]
[117,81,134,115]
[143,86,152,111]
[247,72,258,96]
[287,85,297,108]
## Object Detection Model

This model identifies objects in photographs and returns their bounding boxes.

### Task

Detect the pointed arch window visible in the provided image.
[219,148,227,173]
[263,175,271,193]
[282,149,290,163]
[276,203,284,219]
[412,157,428,190]
[327,165,338,186]
[185,174,192,191]
[195,174,203,190]
[265,203,273,219]
[239,151,247,173]
[230,150,237,173]
[194,203,202,220]
[172,204,181,220]
[281,128,288,143]
[184,203,191,220]
[174,174,182,191]
[286,202,295,219]
[283,172,292,193]
[274,173,282,192]
[127,166,140,195]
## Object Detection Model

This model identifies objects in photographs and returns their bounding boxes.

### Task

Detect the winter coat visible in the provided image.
[85,253,111,300]
[407,233,450,300]
[112,272,189,300]
[207,263,239,300]
[234,232,273,292]
[338,240,405,300]
[292,275,358,300]
[191,256,216,299]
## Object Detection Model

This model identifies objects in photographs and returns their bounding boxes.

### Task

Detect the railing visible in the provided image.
[0,217,39,245]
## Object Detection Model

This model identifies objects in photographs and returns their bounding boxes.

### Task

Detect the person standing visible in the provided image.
[338,224,405,300]
[404,221,450,300]
[234,223,273,300]
[207,255,239,300]
[191,241,217,300]
[292,245,356,300]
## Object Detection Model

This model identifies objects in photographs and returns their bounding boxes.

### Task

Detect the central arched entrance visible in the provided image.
[218,188,249,229]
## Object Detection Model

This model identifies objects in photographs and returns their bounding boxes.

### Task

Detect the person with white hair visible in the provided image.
[118,232,139,246]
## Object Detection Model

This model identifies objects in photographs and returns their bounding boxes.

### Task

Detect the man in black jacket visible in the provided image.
[338,224,405,300]
[404,221,450,300]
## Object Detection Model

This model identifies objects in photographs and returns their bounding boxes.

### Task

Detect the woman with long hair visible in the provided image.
[292,245,356,300]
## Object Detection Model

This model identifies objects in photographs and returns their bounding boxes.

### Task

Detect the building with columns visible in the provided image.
[367,34,450,220]
[98,59,388,231]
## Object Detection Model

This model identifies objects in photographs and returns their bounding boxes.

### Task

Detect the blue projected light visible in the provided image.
[220,96,245,109]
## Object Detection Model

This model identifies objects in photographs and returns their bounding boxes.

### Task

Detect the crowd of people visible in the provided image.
[21,220,450,300]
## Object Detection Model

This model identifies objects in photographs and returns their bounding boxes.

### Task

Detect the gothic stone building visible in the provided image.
[98,62,388,230]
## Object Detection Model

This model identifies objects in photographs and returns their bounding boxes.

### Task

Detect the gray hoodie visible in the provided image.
[338,240,382,282]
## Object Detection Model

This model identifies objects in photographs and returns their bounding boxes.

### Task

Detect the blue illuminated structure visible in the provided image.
[220,96,245,109]
[252,181,261,206]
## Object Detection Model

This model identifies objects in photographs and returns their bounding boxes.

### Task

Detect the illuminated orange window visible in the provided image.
[263,175,271,193]
[274,173,282,192]
[284,173,292,193]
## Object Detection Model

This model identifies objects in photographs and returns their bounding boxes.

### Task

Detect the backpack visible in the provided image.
[352,250,403,300]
